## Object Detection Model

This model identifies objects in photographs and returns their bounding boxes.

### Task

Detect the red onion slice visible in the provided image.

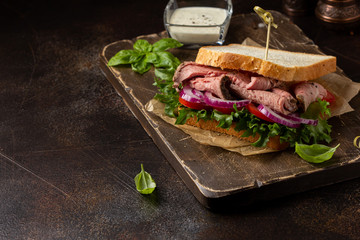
[179,85,204,104]
[203,92,250,109]
[191,88,205,100]
[258,104,301,128]
[280,113,318,126]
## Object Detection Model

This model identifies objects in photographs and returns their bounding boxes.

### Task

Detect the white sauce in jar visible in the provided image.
[168,7,228,44]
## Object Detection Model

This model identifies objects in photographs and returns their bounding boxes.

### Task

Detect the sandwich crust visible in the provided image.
[195,44,336,82]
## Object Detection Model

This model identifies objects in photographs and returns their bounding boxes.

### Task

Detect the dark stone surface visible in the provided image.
[1,0,360,239]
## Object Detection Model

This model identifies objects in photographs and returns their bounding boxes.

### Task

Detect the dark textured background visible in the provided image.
[1,0,360,239]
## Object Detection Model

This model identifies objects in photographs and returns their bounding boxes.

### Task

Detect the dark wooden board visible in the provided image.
[99,12,360,209]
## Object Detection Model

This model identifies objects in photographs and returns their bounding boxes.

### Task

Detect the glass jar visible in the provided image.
[164,0,233,47]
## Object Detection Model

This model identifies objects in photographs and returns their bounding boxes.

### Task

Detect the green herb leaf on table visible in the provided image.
[145,52,158,65]
[153,51,181,69]
[107,49,144,66]
[295,142,340,163]
[131,56,151,74]
[134,164,156,194]
[133,39,153,52]
[152,38,184,52]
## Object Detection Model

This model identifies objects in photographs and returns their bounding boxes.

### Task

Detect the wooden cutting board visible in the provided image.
[99,12,360,210]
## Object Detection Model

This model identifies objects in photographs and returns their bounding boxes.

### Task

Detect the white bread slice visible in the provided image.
[195,44,337,82]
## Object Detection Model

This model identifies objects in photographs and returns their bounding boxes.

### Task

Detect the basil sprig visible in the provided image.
[108,38,183,76]
[108,38,183,117]
[134,164,156,194]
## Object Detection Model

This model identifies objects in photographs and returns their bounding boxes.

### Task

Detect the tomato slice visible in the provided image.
[323,90,336,105]
[179,96,207,110]
[179,95,237,114]
[246,103,274,122]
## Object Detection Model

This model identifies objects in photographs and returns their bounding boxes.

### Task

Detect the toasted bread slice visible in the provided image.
[195,44,336,82]
[186,117,289,151]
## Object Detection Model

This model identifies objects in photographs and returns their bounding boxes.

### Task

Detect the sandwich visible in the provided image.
[169,44,337,150]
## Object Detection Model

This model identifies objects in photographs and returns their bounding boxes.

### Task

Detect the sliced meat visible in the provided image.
[246,76,287,90]
[230,83,298,115]
[173,62,227,91]
[188,75,233,99]
[294,82,327,111]
[271,88,298,113]
[226,71,251,88]
[172,62,321,115]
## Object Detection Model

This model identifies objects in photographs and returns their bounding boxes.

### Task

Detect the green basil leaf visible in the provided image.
[133,39,153,53]
[152,38,183,52]
[153,51,181,69]
[134,164,156,194]
[295,142,340,163]
[108,49,143,66]
[145,52,159,64]
[131,56,151,74]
